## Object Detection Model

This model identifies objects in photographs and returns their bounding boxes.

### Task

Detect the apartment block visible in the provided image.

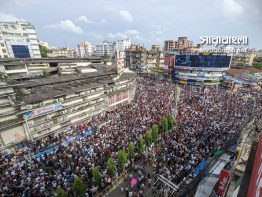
[0,21,41,58]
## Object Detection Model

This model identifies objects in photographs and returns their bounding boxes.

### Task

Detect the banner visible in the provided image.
[24,103,62,119]
[193,160,206,177]
[216,169,230,196]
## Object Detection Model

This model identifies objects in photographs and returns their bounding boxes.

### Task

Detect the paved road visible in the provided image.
[109,163,155,197]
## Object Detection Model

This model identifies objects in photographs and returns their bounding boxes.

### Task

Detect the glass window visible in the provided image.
[11,45,31,58]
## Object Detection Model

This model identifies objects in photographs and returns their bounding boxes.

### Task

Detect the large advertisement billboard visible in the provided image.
[175,54,231,71]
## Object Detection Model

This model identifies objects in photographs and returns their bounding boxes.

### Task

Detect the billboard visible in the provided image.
[175,54,231,70]
[216,169,230,196]
[247,135,262,197]
[24,103,63,119]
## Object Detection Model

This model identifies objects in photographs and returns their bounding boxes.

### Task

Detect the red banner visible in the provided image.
[247,135,262,197]
[217,169,230,196]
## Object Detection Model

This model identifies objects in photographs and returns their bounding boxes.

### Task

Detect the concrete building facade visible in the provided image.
[95,41,116,57]
[48,48,76,58]
[0,65,136,150]
[77,42,93,57]
[0,21,41,58]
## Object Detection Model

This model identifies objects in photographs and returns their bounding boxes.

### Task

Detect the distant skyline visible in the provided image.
[0,0,261,49]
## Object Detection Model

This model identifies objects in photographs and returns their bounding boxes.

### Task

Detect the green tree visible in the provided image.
[162,117,168,133]
[56,188,67,197]
[152,124,159,143]
[145,131,152,147]
[72,177,85,197]
[39,45,48,58]
[103,50,110,64]
[43,69,49,78]
[128,142,135,159]
[107,157,116,178]
[138,137,144,153]
[92,168,102,187]
[167,115,174,130]
[117,150,127,171]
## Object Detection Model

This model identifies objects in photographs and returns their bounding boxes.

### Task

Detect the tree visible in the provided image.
[145,131,152,147]
[92,168,102,187]
[43,69,49,78]
[72,176,85,197]
[167,115,174,130]
[162,117,168,133]
[117,150,127,171]
[152,124,159,143]
[56,188,67,197]
[103,50,110,64]
[39,45,48,58]
[128,142,135,159]
[138,137,144,153]
[107,157,116,178]
[0,72,8,82]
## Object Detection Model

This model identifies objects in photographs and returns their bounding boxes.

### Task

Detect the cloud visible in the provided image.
[222,0,244,17]
[108,32,129,39]
[155,30,163,35]
[0,12,25,22]
[47,20,83,34]
[101,18,107,24]
[119,10,133,23]
[108,30,143,40]
[91,32,103,40]
[76,16,96,24]
[125,29,140,36]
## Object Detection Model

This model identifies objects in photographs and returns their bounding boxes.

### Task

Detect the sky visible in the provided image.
[0,0,261,49]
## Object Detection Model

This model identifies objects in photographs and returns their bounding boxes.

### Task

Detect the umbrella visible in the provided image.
[130,178,138,186]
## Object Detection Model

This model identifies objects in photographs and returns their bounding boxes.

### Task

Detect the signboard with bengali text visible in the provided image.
[24,103,63,120]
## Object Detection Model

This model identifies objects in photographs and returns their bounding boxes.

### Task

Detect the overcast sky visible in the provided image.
[0,0,261,49]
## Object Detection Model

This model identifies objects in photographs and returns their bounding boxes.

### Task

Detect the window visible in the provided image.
[11,45,30,58]
[0,43,4,47]
[2,49,6,53]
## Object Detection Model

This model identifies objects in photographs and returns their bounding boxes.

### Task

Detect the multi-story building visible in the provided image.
[0,64,136,150]
[174,53,232,85]
[164,40,177,51]
[95,41,116,57]
[164,37,193,52]
[77,42,93,57]
[125,45,147,71]
[231,50,257,66]
[115,38,131,59]
[0,21,41,58]
[177,37,193,50]
[146,45,160,68]
[47,48,76,58]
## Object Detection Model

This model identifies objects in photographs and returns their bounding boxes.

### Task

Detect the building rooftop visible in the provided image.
[15,65,136,104]
[228,66,262,82]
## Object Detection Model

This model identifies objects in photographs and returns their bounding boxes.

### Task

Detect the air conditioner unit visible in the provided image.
[58,98,64,102]
[47,115,52,120]
[26,105,33,110]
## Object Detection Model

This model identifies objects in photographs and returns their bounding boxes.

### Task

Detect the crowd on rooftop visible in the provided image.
[0,74,261,196]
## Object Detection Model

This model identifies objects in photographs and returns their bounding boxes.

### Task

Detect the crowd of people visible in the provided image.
[0,74,261,196]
